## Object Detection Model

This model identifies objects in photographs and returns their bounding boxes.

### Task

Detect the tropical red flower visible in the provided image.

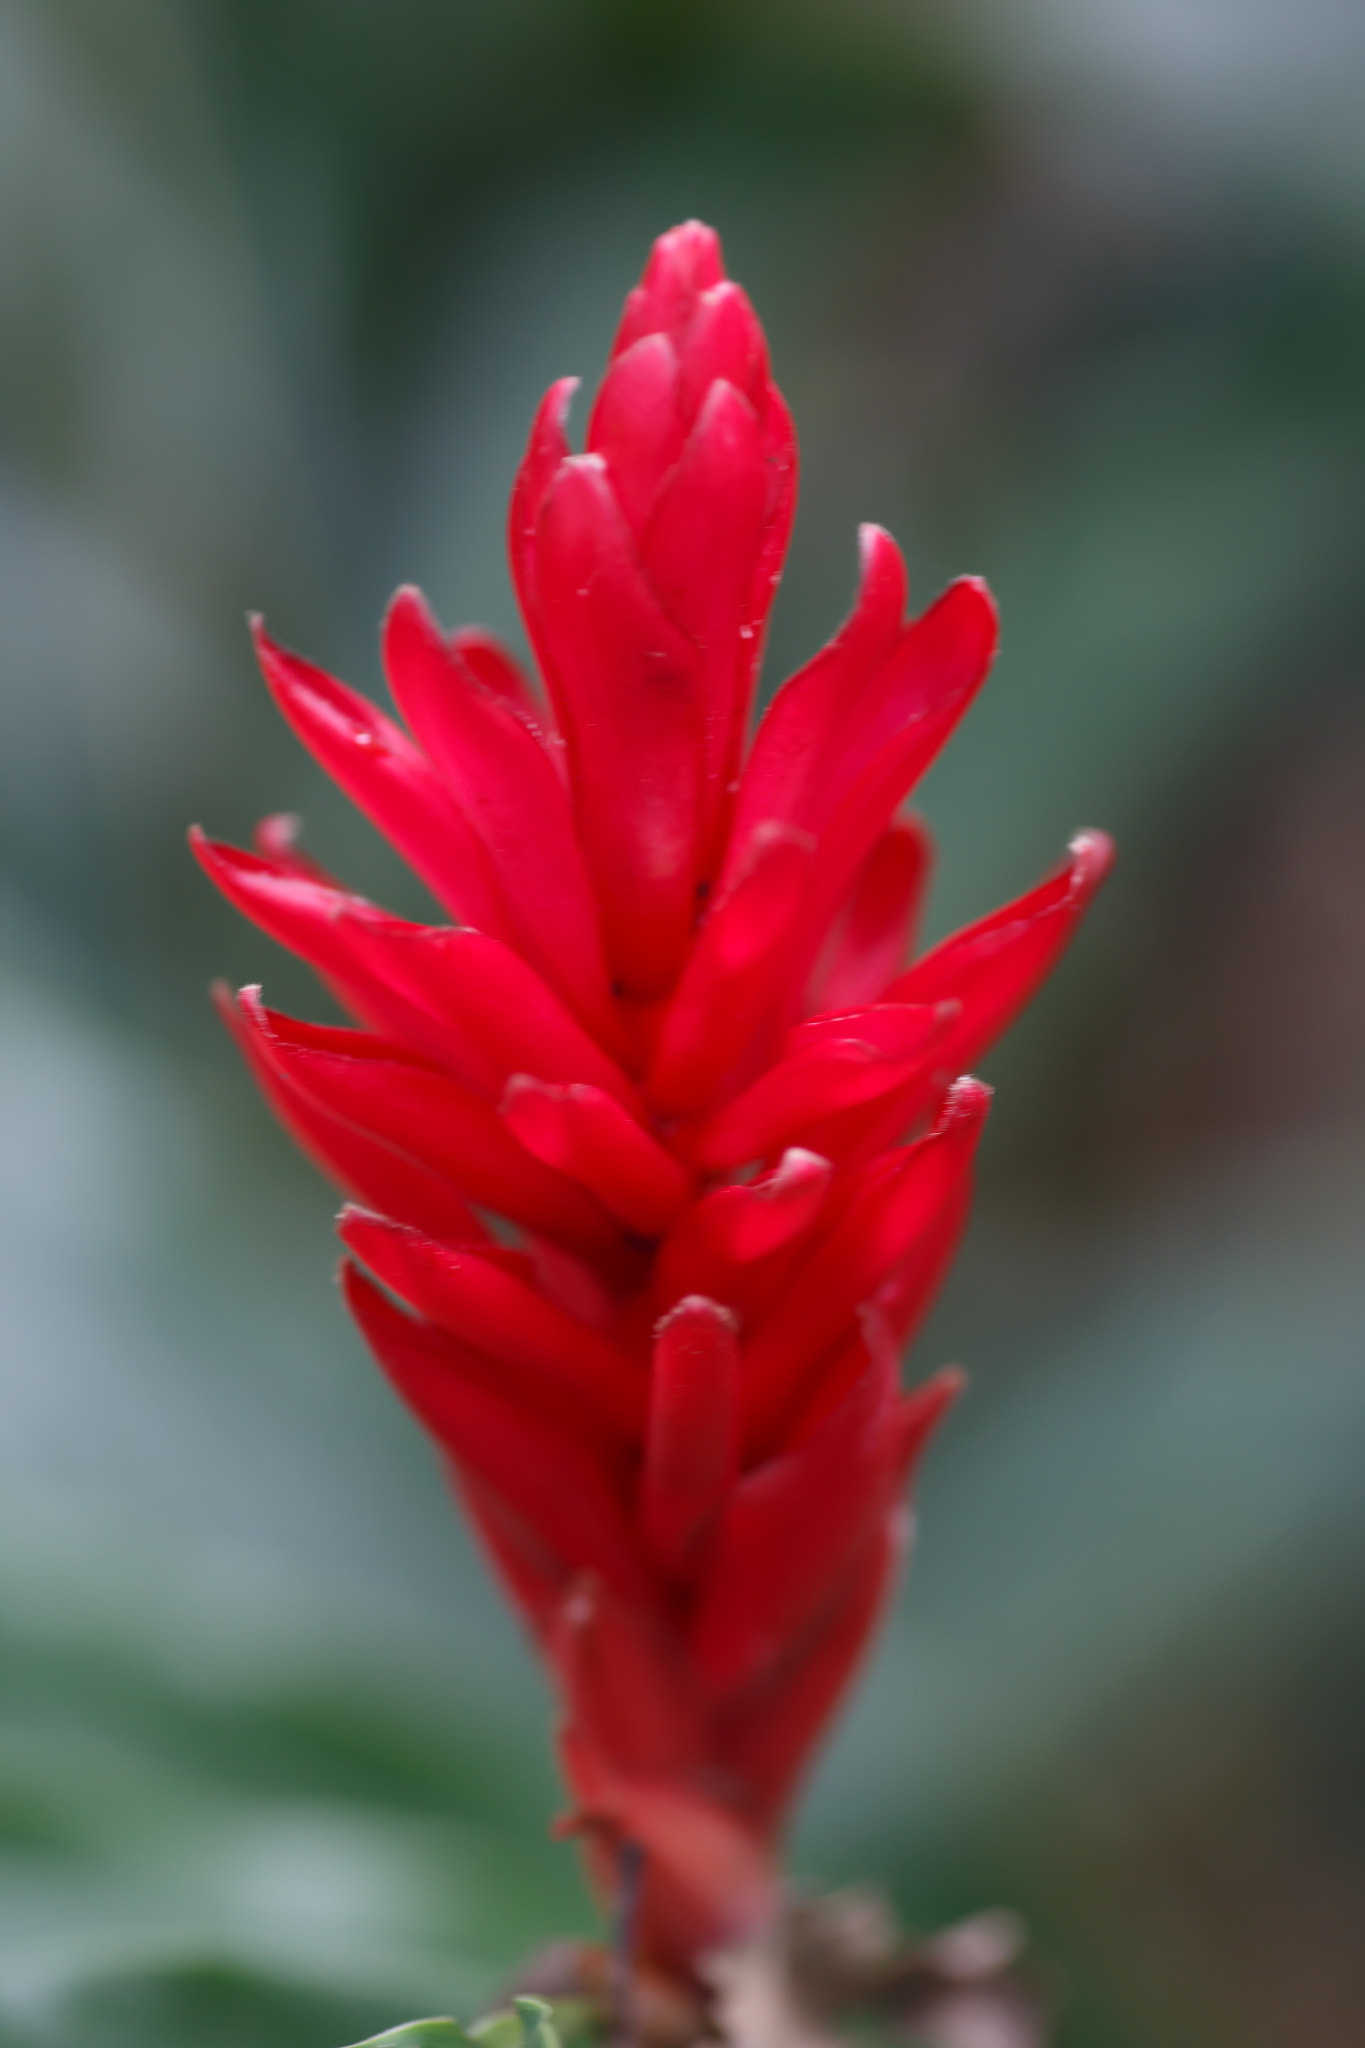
[195,221,1112,1981]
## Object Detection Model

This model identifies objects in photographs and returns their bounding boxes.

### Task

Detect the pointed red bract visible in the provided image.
[739,1078,991,1452]
[529,454,704,999]
[213,984,488,1245]
[691,1001,954,1170]
[382,586,619,1042]
[243,994,621,1256]
[640,1296,739,1581]
[338,1207,646,1447]
[653,1147,832,1313]
[251,620,510,937]
[887,828,1116,1072]
[809,815,932,1015]
[345,1265,656,1609]
[690,1343,905,1694]
[715,1514,904,1830]
[502,1075,692,1236]
[649,822,815,1112]
[725,523,909,864]
[199,221,1110,1981]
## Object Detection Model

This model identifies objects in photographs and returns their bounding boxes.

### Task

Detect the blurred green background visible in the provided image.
[3,3,1365,2045]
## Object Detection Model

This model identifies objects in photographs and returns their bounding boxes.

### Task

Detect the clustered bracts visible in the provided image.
[195,222,1111,1981]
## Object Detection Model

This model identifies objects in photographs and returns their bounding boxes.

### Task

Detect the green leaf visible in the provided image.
[346,2023,476,2048]
[469,1997,568,2048]
[512,1999,560,2048]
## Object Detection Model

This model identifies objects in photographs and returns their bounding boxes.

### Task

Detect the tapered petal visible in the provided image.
[214,984,486,1244]
[738,376,797,750]
[509,374,578,670]
[586,333,685,533]
[611,219,727,356]
[674,280,769,421]
[641,379,769,869]
[756,999,962,1167]
[448,626,542,721]
[724,525,909,877]
[640,1296,739,1582]
[532,456,704,997]
[887,830,1116,1069]
[638,255,797,819]
[715,1515,902,1829]
[192,831,438,1049]
[382,587,620,1044]
[338,1208,646,1444]
[787,582,999,1000]
[807,815,932,1015]
[502,1076,692,1237]
[251,620,509,934]
[809,580,997,837]
[343,920,643,1108]
[788,999,958,1060]
[692,1003,954,1169]
[344,1265,655,1607]
[689,1344,901,1695]
[740,1077,991,1451]
[654,1148,832,1312]
[648,823,815,1113]
[876,1177,974,1348]
[202,837,637,1107]
[242,994,620,1255]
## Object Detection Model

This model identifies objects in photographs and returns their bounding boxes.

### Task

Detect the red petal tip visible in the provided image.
[1070,827,1117,882]
[960,573,999,627]
[943,1073,993,1121]
[654,1294,739,1339]
[382,582,431,630]
[651,219,724,283]
[855,521,903,577]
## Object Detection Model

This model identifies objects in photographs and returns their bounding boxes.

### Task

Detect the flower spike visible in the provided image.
[199,221,1110,1981]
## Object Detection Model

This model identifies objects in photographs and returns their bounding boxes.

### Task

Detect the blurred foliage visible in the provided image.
[3,3,1365,2047]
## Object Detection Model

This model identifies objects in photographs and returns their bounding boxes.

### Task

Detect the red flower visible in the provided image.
[195,222,1111,1979]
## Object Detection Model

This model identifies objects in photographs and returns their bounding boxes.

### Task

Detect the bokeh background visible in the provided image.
[3,4,1365,2045]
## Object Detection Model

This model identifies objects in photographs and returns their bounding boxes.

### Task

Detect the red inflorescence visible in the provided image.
[195,221,1112,1979]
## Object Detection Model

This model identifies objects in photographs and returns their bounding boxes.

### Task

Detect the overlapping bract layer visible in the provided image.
[197,223,1112,1978]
